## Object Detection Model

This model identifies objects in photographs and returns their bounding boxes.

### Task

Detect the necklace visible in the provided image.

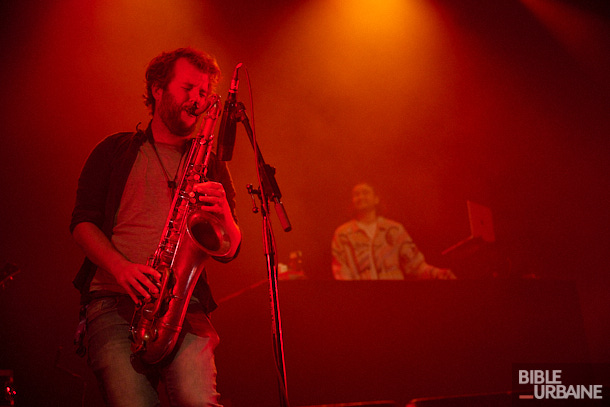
[149,139,185,195]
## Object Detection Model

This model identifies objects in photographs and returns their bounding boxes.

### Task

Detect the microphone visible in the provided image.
[217,63,243,161]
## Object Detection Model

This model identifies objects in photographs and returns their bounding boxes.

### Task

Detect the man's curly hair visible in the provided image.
[144,47,221,114]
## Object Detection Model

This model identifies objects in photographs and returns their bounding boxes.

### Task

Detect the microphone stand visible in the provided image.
[234,101,292,407]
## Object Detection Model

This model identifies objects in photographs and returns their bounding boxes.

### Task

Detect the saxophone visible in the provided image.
[130,94,232,364]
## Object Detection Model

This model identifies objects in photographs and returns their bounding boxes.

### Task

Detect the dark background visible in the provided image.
[0,0,608,405]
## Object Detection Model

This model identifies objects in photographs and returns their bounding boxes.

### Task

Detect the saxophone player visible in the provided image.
[71,47,241,406]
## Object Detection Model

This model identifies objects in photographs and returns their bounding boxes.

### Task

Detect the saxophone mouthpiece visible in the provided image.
[190,94,221,116]
[187,102,199,116]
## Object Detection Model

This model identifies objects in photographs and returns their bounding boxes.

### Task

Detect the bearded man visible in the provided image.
[71,47,241,406]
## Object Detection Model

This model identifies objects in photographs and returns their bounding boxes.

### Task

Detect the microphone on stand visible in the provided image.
[217,63,243,161]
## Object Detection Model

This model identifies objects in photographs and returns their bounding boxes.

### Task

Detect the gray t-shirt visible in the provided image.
[90,141,184,293]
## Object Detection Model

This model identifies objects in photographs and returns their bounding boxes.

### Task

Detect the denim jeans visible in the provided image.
[86,294,221,407]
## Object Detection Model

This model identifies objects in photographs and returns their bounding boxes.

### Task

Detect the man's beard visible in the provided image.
[158,91,196,138]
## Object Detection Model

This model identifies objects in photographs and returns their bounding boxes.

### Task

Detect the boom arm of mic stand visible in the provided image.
[234,102,292,232]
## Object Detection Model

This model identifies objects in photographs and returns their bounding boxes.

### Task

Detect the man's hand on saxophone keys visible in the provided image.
[192,181,242,258]
[192,181,228,214]
[110,258,162,305]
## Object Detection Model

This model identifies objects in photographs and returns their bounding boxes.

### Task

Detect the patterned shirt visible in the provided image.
[331,217,450,280]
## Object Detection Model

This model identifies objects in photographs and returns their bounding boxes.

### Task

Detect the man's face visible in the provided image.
[352,183,379,213]
[156,58,211,137]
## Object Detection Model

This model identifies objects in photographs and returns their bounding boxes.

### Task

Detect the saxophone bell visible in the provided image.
[187,210,233,257]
